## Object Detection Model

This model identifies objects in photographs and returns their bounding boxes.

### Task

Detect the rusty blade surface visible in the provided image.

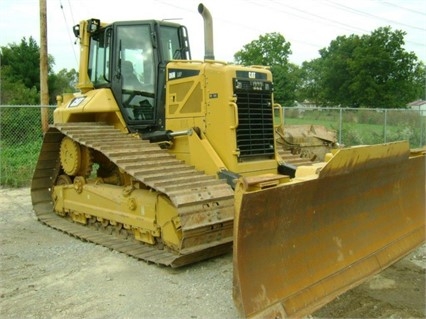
[233,142,425,318]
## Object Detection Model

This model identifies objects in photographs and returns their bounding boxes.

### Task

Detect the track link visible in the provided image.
[31,123,234,267]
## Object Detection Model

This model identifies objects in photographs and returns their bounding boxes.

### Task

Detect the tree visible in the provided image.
[0,65,39,105]
[234,32,291,66]
[234,32,299,105]
[48,68,78,104]
[317,34,362,106]
[272,62,302,106]
[298,59,324,106]
[310,27,424,108]
[1,37,77,105]
[1,37,43,92]
[350,27,424,107]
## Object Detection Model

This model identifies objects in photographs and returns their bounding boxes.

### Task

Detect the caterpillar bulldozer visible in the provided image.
[31,3,425,318]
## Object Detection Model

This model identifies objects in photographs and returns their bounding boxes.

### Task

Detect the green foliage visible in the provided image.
[349,27,424,108]
[300,27,424,108]
[1,37,78,105]
[0,37,79,188]
[48,68,78,104]
[234,27,423,108]
[0,107,52,187]
[234,32,300,106]
[0,107,44,144]
[297,59,324,105]
[0,66,39,104]
[271,63,302,106]
[1,37,43,91]
[1,140,42,187]
[234,32,291,66]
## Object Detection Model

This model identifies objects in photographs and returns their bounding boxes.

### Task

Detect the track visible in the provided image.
[31,123,234,267]
[31,123,313,268]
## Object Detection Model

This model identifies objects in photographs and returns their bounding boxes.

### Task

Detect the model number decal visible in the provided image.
[168,69,200,80]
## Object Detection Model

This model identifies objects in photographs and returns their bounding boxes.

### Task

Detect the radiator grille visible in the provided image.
[234,79,275,160]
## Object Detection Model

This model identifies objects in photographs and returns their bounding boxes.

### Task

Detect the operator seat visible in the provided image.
[122,60,141,90]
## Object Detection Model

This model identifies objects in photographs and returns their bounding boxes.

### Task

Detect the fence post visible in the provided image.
[383,109,387,143]
[420,111,425,147]
[339,108,343,145]
[282,107,285,126]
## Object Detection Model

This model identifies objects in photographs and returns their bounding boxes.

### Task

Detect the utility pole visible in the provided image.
[39,0,49,133]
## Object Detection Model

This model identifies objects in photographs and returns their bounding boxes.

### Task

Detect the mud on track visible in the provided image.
[0,187,424,318]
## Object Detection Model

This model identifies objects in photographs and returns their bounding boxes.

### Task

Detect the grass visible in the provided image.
[0,140,42,187]
[283,109,425,147]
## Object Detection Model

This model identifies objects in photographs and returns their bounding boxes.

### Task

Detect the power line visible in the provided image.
[321,0,425,48]
[383,1,426,17]
[261,0,425,49]
[154,0,425,59]
[265,0,369,33]
[66,0,76,26]
[58,0,78,67]
[324,0,425,32]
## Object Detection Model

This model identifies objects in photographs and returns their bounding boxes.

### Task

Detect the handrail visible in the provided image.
[229,102,239,129]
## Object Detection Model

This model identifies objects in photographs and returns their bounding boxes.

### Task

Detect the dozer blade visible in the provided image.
[233,141,425,318]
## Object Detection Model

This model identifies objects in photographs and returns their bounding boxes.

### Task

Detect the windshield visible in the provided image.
[117,24,155,121]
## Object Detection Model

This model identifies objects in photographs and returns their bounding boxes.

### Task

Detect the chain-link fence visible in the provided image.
[1,105,55,187]
[1,105,425,187]
[283,107,425,148]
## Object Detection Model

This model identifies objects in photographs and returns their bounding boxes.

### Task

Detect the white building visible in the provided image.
[407,100,426,116]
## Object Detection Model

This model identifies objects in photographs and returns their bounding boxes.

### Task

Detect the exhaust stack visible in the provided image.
[198,3,215,60]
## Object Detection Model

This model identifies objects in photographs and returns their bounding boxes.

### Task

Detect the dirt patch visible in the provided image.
[312,256,425,318]
[0,187,424,318]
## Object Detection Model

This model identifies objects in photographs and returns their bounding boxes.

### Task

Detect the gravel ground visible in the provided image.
[0,187,425,318]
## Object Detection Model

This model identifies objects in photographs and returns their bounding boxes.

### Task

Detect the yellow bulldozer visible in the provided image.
[31,4,425,318]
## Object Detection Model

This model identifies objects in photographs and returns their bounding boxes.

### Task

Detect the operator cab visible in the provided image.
[85,19,191,132]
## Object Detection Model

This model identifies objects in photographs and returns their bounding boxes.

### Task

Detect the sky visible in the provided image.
[1,0,425,72]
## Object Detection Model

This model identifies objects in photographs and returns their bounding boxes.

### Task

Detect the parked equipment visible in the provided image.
[31,4,425,317]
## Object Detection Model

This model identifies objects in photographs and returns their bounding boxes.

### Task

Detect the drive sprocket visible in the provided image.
[59,136,93,177]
